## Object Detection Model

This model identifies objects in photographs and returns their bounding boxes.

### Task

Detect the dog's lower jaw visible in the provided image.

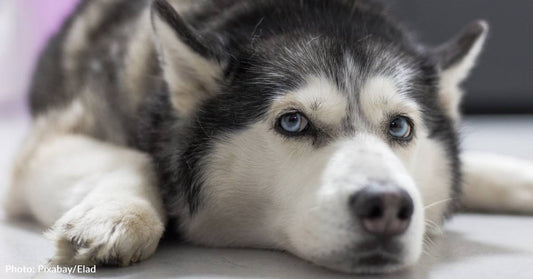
[294,249,420,274]
[283,220,425,274]
[285,226,424,274]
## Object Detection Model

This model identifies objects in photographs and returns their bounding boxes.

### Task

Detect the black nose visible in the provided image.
[350,185,414,237]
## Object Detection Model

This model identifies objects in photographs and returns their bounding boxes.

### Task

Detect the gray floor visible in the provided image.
[1,115,533,279]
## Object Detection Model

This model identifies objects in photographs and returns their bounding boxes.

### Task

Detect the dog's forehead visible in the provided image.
[260,38,422,105]
[272,55,421,130]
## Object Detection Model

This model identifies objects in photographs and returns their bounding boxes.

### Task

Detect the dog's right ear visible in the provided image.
[151,0,224,116]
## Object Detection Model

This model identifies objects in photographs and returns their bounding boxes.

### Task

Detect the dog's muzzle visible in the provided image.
[288,136,424,273]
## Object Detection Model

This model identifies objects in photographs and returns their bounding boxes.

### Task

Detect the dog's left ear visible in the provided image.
[434,21,488,120]
[151,0,225,117]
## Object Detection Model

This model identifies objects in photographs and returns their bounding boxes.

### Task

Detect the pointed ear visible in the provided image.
[151,0,224,116]
[434,20,488,120]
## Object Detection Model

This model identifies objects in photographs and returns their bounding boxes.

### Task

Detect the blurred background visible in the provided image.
[393,0,533,114]
[0,0,78,117]
[0,0,531,116]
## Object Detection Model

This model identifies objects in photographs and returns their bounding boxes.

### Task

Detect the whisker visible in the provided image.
[422,250,437,259]
[422,238,438,257]
[424,237,437,247]
[424,198,456,210]
[424,219,440,228]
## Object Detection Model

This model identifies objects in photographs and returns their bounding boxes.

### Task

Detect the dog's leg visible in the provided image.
[461,152,533,213]
[4,134,165,266]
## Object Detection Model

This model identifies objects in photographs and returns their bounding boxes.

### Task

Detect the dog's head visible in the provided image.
[150,0,487,273]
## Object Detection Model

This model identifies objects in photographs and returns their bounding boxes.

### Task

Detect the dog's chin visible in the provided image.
[311,253,410,274]
[302,247,417,274]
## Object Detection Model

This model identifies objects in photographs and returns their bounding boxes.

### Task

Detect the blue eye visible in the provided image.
[389,116,413,140]
[279,112,309,134]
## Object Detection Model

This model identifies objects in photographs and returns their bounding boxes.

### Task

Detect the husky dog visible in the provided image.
[4,0,533,274]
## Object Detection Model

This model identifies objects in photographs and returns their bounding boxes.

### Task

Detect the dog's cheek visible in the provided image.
[406,132,454,233]
[181,123,291,247]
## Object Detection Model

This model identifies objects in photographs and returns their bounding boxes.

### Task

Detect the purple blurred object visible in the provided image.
[0,0,79,115]
[29,0,80,52]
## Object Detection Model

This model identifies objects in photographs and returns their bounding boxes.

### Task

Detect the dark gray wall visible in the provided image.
[390,0,533,114]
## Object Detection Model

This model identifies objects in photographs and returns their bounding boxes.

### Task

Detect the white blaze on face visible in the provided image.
[188,75,453,272]
[359,76,454,230]
[359,76,453,229]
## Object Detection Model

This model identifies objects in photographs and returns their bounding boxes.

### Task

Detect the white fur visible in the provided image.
[359,76,421,126]
[4,100,95,219]
[462,152,533,213]
[4,101,165,266]
[408,134,453,233]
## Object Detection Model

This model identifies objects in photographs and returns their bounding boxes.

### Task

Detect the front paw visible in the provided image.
[45,200,164,266]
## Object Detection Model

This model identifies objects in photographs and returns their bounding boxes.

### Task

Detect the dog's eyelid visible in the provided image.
[275,106,305,116]
[272,106,311,123]
[387,112,416,126]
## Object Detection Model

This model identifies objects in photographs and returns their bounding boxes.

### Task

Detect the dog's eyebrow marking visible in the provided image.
[359,76,420,125]
[273,76,348,127]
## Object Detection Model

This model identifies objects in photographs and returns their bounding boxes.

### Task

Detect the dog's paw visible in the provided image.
[45,200,164,266]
